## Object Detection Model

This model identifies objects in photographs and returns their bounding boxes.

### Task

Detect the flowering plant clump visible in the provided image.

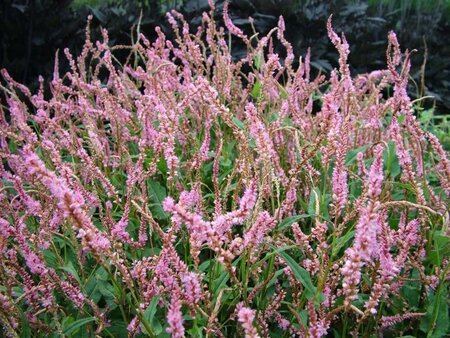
[0,2,449,337]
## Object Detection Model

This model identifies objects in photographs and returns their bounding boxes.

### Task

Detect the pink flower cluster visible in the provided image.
[0,3,448,337]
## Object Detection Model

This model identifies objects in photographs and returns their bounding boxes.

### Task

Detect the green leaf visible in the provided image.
[143,297,162,335]
[143,297,158,324]
[251,80,262,99]
[384,141,401,178]
[254,53,262,70]
[434,231,450,252]
[279,85,288,100]
[147,180,169,220]
[428,231,450,265]
[8,140,17,153]
[267,268,286,288]
[419,109,434,124]
[59,261,81,284]
[345,145,369,166]
[98,280,115,298]
[249,138,257,149]
[105,320,127,337]
[156,155,168,176]
[220,158,232,168]
[232,117,245,130]
[259,245,298,269]
[277,214,311,230]
[394,182,416,194]
[278,251,316,298]
[307,188,320,217]
[43,249,58,269]
[63,317,96,336]
[88,6,106,23]
[332,230,355,257]
[188,325,204,337]
[332,329,342,338]
[401,269,421,308]
[299,309,308,327]
[19,308,31,338]
[420,288,449,338]
[84,277,102,303]
[97,280,117,310]
[95,266,109,280]
[199,260,211,272]
[213,269,230,296]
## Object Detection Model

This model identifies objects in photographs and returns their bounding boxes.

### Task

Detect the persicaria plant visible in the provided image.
[0,1,449,337]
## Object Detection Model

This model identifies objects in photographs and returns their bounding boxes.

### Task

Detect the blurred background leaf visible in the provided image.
[1,0,449,113]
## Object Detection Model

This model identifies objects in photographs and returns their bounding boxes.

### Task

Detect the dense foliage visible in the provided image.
[1,2,449,337]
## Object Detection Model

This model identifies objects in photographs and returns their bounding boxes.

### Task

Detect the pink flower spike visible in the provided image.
[166,296,184,338]
[243,211,276,249]
[237,303,259,338]
[181,272,202,305]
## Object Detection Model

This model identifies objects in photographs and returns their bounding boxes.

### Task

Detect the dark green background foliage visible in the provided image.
[1,0,449,111]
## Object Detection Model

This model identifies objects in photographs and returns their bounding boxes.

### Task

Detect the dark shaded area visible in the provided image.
[0,0,172,91]
[1,0,449,112]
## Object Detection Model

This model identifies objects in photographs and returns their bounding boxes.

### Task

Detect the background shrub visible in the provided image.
[1,0,450,113]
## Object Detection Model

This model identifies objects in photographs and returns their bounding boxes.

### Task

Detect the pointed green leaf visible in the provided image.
[278,251,316,298]
[332,230,355,257]
[147,180,168,220]
[278,214,311,230]
[63,317,96,336]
